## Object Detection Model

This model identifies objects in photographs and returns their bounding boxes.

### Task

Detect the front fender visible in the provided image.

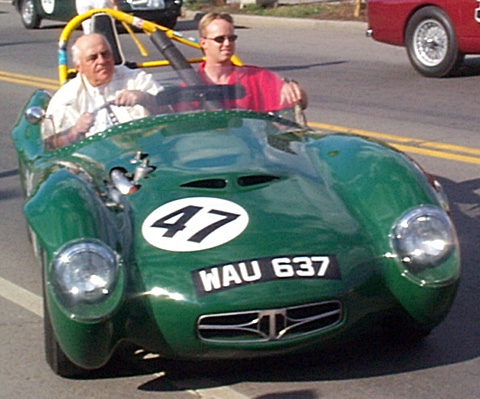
[11,89,50,161]
[307,134,459,327]
[307,134,440,235]
[25,168,129,368]
[24,168,118,253]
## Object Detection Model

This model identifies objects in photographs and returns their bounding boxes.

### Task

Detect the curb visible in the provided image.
[181,9,367,29]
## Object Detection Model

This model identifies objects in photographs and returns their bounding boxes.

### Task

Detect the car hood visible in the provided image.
[52,110,431,307]
[91,112,378,305]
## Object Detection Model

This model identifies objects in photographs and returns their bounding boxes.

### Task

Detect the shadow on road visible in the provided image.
[453,57,480,78]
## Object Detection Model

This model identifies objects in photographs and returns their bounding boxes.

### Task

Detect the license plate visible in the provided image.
[192,255,341,297]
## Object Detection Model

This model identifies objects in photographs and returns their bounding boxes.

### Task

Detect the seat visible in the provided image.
[91,13,125,66]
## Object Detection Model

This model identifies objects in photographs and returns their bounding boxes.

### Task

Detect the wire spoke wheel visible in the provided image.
[413,19,448,67]
[405,6,463,77]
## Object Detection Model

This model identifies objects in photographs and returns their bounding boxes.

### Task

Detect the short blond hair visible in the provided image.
[198,12,234,38]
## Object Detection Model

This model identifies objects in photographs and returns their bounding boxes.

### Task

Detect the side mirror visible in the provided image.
[25,106,46,125]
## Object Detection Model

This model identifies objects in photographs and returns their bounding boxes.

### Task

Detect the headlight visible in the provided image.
[390,205,459,283]
[50,239,124,322]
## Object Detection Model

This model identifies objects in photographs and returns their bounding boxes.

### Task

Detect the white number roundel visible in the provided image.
[41,0,55,14]
[142,197,249,252]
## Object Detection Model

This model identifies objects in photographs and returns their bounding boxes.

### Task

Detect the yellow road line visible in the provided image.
[0,70,58,84]
[393,144,480,165]
[2,70,480,164]
[0,70,59,90]
[310,122,480,165]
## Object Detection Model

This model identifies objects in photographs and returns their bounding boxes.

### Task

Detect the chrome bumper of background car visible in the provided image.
[127,0,167,9]
[197,301,342,343]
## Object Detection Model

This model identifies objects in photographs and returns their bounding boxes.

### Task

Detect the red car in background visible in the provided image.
[367,0,480,77]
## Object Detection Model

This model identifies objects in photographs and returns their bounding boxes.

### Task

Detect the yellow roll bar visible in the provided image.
[58,9,242,85]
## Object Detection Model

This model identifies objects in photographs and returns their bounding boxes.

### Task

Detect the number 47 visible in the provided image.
[151,205,240,243]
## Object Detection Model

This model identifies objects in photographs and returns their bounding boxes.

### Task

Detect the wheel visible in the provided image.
[42,260,86,377]
[44,295,87,377]
[405,6,464,77]
[20,0,42,29]
[380,314,432,342]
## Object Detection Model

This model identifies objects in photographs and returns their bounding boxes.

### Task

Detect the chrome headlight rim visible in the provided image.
[389,205,458,285]
[49,238,124,322]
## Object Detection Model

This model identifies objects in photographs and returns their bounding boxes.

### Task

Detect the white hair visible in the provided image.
[71,33,112,66]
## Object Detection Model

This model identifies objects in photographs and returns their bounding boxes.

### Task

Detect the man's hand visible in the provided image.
[45,112,92,149]
[114,90,160,114]
[280,81,308,110]
[61,112,92,146]
[71,112,94,138]
[115,90,154,107]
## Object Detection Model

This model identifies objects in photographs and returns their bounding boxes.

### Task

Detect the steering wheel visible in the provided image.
[155,84,246,110]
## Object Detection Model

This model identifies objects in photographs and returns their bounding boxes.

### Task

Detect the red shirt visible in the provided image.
[198,62,286,112]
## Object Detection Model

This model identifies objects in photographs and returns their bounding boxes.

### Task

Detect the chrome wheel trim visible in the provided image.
[413,19,448,67]
[21,0,34,25]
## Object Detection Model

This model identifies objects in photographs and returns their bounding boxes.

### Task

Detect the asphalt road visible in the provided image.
[1,1,480,398]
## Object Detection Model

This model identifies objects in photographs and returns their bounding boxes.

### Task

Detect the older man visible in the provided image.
[44,33,162,148]
[197,12,308,112]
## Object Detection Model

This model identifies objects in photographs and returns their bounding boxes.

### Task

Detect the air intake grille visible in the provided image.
[197,301,342,343]
[181,179,227,189]
[181,175,279,189]
[237,175,279,186]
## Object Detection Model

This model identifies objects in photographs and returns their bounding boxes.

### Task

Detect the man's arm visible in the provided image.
[114,90,159,114]
[44,113,93,149]
[281,80,308,110]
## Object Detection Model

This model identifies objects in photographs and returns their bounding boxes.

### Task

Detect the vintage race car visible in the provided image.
[13,0,182,29]
[366,0,480,77]
[11,10,460,377]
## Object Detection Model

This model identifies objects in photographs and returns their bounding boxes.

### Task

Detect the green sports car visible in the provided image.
[11,10,460,377]
[13,0,182,29]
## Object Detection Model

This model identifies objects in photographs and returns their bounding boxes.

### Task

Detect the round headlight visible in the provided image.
[390,205,457,272]
[50,239,124,321]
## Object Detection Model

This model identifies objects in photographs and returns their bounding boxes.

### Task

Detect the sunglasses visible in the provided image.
[204,34,238,44]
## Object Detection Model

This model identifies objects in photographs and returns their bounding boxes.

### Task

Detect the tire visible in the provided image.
[405,6,464,78]
[20,0,42,29]
[42,262,86,378]
[380,314,431,342]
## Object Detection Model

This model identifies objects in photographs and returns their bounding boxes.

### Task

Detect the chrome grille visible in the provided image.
[197,301,342,343]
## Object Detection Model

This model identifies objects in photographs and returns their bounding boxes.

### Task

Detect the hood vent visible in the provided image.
[237,175,279,186]
[182,179,227,189]
[181,175,279,190]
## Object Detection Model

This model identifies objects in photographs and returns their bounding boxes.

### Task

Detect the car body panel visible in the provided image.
[367,0,480,52]
[11,10,460,373]
[13,96,460,367]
